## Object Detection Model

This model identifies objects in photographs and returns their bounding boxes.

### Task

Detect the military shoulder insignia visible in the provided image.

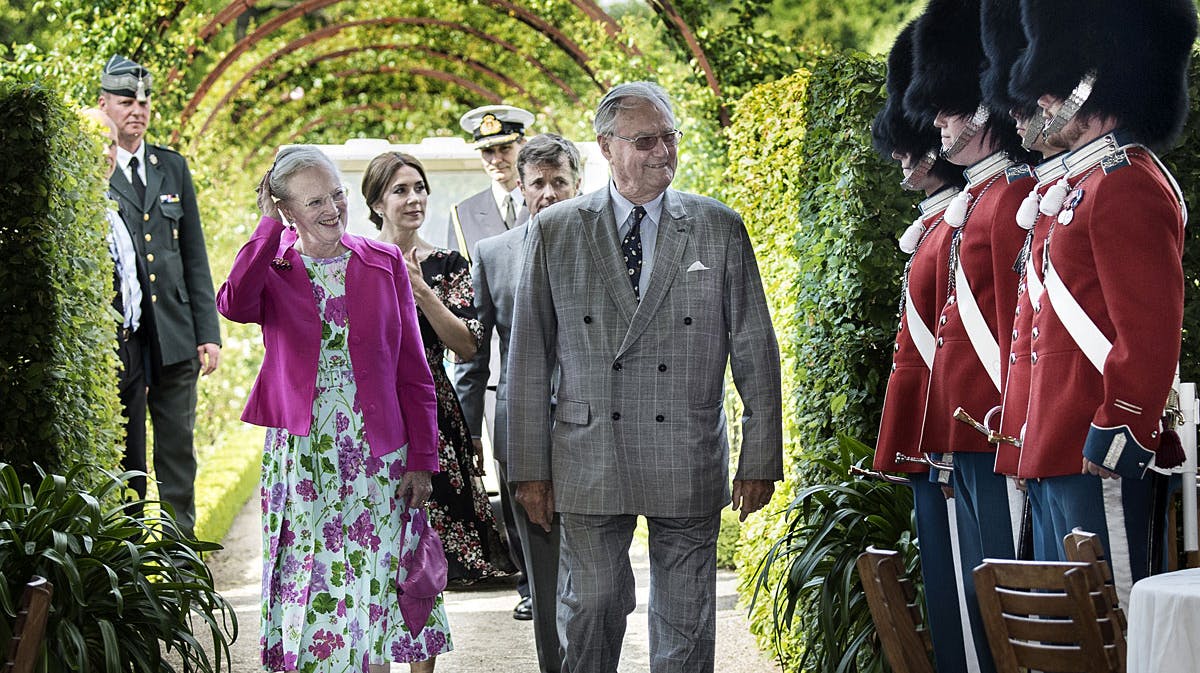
[1005,164,1033,183]
[1101,149,1131,174]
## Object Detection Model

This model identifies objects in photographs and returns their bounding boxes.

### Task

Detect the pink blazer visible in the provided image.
[217,216,438,470]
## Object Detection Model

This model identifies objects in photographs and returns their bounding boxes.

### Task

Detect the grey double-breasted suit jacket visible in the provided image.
[506,187,783,517]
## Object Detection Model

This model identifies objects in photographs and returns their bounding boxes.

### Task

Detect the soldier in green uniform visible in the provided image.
[98,55,222,538]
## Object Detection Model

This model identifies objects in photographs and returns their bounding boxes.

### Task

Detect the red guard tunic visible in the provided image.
[1017,133,1185,479]
[874,186,960,472]
[920,153,1034,456]
[995,154,1069,476]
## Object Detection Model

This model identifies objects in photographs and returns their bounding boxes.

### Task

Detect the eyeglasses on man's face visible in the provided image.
[611,129,683,151]
[293,185,349,212]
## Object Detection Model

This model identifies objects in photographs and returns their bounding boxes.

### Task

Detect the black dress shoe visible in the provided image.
[512,595,533,621]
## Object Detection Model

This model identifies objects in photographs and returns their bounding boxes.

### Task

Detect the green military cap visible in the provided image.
[101,55,152,102]
[459,105,535,149]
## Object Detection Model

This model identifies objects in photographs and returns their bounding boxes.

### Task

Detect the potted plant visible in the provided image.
[750,435,920,673]
[0,462,237,672]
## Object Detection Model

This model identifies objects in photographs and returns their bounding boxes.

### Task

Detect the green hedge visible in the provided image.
[725,52,922,669]
[1162,50,1200,385]
[0,76,122,485]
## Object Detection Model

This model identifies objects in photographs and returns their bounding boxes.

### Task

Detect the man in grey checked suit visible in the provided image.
[507,81,783,673]
[470,134,582,672]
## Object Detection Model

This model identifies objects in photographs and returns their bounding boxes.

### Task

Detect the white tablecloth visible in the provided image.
[1127,567,1200,673]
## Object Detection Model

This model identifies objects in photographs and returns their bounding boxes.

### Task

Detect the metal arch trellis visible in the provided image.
[168,0,601,138]
[235,44,547,134]
[155,0,727,141]
[185,17,581,142]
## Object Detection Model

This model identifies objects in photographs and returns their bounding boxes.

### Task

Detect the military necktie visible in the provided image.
[129,156,146,205]
[621,206,646,300]
[503,193,516,229]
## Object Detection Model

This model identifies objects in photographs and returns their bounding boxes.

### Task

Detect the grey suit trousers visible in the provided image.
[558,512,720,673]
[501,462,564,672]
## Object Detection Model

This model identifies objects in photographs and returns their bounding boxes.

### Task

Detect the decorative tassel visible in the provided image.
[944,190,972,228]
[1157,429,1186,469]
[1039,177,1069,216]
[1016,189,1040,230]
[898,219,925,254]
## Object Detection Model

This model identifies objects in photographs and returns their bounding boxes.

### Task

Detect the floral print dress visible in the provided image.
[417,249,515,582]
[260,251,452,672]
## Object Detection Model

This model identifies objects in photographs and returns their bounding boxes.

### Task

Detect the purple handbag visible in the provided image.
[396,508,448,635]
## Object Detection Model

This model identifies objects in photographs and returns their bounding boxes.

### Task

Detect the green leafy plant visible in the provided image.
[751,435,918,673]
[0,462,237,673]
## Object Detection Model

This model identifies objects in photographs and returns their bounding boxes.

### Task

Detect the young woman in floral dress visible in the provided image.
[365,151,515,588]
[218,146,451,673]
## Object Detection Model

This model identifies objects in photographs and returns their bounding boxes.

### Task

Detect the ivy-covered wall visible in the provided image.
[0,77,123,484]
[724,52,923,669]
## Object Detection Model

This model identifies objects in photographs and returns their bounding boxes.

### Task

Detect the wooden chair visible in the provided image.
[1062,527,1127,634]
[856,546,935,673]
[973,559,1125,673]
[3,576,52,673]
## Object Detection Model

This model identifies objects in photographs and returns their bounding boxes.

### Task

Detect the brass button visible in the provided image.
[146,253,154,262]
[1034,302,1041,313]
[891,363,897,372]
[143,213,149,221]
[1015,305,1021,316]
[948,295,956,304]
[1031,327,1039,339]
[149,273,156,282]
[1010,353,1017,364]
[939,315,947,326]
[1012,329,1019,340]
[151,294,158,303]
[937,337,944,347]
[1031,352,1038,364]
[894,342,900,352]
[144,233,151,242]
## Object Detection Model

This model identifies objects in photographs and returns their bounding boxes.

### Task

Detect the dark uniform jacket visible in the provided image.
[108,143,221,367]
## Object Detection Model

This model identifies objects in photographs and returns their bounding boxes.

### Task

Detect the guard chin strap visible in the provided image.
[900,149,938,191]
[941,105,991,162]
[1024,70,1098,150]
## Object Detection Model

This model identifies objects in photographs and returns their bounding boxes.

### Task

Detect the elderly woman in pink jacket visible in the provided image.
[217,145,451,673]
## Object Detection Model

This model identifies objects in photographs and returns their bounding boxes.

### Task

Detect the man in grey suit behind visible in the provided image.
[507,82,783,673]
[470,134,582,672]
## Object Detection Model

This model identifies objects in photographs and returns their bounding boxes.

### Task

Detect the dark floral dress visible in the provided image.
[417,249,514,582]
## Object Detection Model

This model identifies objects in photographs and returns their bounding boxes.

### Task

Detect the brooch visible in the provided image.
[271,257,292,270]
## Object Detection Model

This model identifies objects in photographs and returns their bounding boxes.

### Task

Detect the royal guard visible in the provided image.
[904,0,1038,669]
[1006,0,1196,606]
[981,0,1072,562]
[869,22,972,673]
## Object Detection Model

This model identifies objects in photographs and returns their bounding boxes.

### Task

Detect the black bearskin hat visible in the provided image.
[905,0,985,124]
[981,0,1036,121]
[873,23,967,188]
[1010,0,1197,150]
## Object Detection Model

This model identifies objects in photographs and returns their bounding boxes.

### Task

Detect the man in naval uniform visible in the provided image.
[452,103,538,620]
[870,22,972,673]
[1007,0,1196,607]
[904,2,1039,670]
[99,55,222,538]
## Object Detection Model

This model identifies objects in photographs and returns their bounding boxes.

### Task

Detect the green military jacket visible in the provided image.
[109,142,221,367]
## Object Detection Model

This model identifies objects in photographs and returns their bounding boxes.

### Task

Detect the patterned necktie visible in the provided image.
[129,156,146,204]
[621,206,646,300]
[503,193,516,229]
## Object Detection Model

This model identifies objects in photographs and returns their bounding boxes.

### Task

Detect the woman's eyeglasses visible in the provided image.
[611,129,683,151]
[294,186,349,211]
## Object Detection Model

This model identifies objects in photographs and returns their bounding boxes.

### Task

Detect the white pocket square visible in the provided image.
[687,260,710,272]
